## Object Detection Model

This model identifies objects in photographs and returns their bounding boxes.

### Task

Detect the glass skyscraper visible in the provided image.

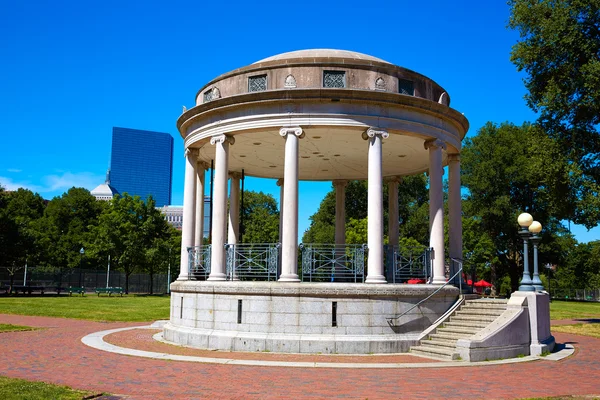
[110,127,174,207]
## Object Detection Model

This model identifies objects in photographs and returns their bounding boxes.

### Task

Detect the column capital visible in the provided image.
[424,139,447,151]
[362,127,389,140]
[210,134,235,145]
[229,171,243,179]
[279,126,304,138]
[332,179,349,188]
[276,178,284,187]
[185,148,199,158]
[383,176,402,184]
[448,153,461,163]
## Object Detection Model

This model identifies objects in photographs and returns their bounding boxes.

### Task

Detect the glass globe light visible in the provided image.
[517,213,533,227]
[529,221,542,234]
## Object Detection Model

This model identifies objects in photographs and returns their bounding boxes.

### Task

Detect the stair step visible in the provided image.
[421,340,457,350]
[423,336,457,345]
[429,332,471,341]
[455,309,504,317]
[443,320,489,329]
[451,314,499,323]
[461,303,507,311]
[437,326,478,335]
[411,346,459,360]
[466,299,508,305]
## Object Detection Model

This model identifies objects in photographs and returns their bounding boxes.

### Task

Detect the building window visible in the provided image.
[323,71,346,88]
[248,75,267,92]
[203,90,213,102]
[399,79,414,96]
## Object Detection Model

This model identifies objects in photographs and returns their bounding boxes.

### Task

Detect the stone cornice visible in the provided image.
[178,89,469,140]
[170,280,460,298]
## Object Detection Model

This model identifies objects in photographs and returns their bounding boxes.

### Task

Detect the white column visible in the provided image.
[228,172,242,245]
[448,154,463,283]
[425,139,447,284]
[194,161,207,247]
[178,148,198,280]
[333,180,348,245]
[363,128,388,284]
[208,134,234,281]
[276,178,284,244]
[387,176,401,247]
[279,127,304,282]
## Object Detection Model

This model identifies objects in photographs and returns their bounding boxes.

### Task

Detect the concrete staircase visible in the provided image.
[410,298,508,360]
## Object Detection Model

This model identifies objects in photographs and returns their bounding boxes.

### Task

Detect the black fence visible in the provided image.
[0,267,174,294]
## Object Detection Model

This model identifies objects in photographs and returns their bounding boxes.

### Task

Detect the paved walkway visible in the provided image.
[0,314,599,399]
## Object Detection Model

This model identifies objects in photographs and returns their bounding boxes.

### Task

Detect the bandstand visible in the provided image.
[164,49,470,354]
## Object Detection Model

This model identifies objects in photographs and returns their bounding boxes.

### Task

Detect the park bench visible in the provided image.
[68,286,85,296]
[95,287,124,296]
[10,285,46,295]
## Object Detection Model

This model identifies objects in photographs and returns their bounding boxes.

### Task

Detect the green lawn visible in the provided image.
[550,300,600,320]
[0,376,97,400]
[0,324,35,333]
[0,295,170,322]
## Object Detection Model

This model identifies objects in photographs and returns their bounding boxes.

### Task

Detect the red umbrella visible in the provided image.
[474,279,493,287]
[407,278,426,284]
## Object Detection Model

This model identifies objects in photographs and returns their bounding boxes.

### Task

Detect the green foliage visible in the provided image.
[0,188,45,286]
[240,190,279,243]
[33,187,103,277]
[509,0,600,228]
[345,218,368,244]
[0,376,96,400]
[461,122,573,290]
[0,295,170,322]
[90,194,171,293]
[302,177,429,246]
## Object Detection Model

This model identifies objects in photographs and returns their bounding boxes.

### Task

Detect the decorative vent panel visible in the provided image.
[249,75,267,92]
[323,71,346,88]
[399,79,414,95]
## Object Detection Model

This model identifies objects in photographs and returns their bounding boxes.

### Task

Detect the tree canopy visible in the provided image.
[240,190,280,244]
[509,0,600,228]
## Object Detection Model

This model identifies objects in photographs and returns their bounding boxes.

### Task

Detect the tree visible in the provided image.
[509,0,600,228]
[34,188,103,287]
[0,188,45,289]
[91,194,170,294]
[302,176,429,245]
[240,191,280,244]
[461,122,574,291]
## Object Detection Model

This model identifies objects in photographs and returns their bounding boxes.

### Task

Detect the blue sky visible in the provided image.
[1,0,598,243]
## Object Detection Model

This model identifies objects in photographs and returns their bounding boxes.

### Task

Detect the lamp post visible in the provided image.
[529,221,544,291]
[79,247,85,287]
[167,247,171,294]
[517,213,535,291]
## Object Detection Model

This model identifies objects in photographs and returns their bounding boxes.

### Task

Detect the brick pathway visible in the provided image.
[0,314,599,399]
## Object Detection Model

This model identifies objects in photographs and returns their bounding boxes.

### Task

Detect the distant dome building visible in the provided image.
[165,49,469,354]
[91,170,119,201]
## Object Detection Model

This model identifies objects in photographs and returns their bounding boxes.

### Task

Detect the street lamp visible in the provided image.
[517,213,535,292]
[79,247,85,287]
[529,221,544,291]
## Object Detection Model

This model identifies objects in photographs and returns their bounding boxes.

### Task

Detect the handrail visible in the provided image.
[386,258,463,327]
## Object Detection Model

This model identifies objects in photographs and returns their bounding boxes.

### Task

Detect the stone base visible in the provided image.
[163,324,419,354]
[165,280,459,354]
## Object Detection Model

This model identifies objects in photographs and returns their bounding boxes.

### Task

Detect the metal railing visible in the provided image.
[300,244,367,282]
[225,243,279,281]
[188,245,211,280]
[390,246,432,283]
[386,258,463,327]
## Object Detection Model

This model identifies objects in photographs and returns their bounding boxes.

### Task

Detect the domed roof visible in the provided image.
[254,49,390,64]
